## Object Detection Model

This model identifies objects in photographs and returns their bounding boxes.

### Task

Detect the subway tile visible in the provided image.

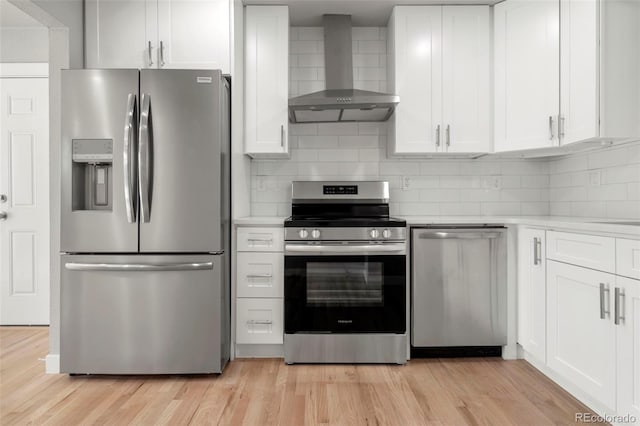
[389,188,421,202]
[352,27,379,40]
[439,202,481,216]
[291,67,318,81]
[501,160,548,175]
[359,149,380,162]
[606,201,640,219]
[317,149,359,162]
[570,171,589,187]
[480,202,521,216]
[459,189,501,202]
[338,162,379,177]
[297,54,324,67]
[521,175,550,188]
[407,176,439,189]
[379,161,420,175]
[440,176,473,188]
[289,55,298,67]
[587,146,628,169]
[317,122,358,136]
[571,201,606,218]
[550,202,572,216]
[550,187,588,202]
[317,68,325,81]
[379,28,387,40]
[420,189,461,202]
[354,80,379,91]
[587,183,628,201]
[339,135,380,148]
[291,40,321,54]
[276,203,292,216]
[251,203,278,216]
[353,54,379,67]
[289,28,299,41]
[297,162,339,177]
[627,142,640,164]
[399,203,439,216]
[298,81,324,94]
[357,67,381,81]
[291,149,318,162]
[257,161,299,176]
[550,173,571,188]
[501,188,543,202]
[627,182,640,200]
[420,161,461,176]
[297,135,339,149]
[500,176,521,189]
[552,154,588,174]
[358,40,386,54]
[297,27,323,41]
[521,202,549,216]
[358,122,386,135]
[604,164,640,184]
[289,123,318,136]
[458,161,500,176]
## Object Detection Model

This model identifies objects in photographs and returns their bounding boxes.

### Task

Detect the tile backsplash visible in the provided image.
[249,26,640,219]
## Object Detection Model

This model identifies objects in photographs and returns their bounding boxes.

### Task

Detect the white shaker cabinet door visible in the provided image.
[517,228,546,362]
[244,6,289,157]
[546,260,616,412]
[388,6,442,154]
[156,0,230,71]
[441,6,491,153]
[85,0,158,69]
[494,0,559,152]
[616,276,640,421]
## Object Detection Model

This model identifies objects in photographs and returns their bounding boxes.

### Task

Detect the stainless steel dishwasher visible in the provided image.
[411,226,507,354]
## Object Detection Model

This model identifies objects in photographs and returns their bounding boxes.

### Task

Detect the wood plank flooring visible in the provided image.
[0,327,605,425]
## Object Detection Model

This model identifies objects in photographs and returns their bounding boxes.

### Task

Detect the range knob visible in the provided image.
[311,229,321,239]
[382,229,391,239]
[298,229,309,239]
[369,229,380,239]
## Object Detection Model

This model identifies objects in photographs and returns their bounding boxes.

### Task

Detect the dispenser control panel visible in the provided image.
[72,139,113,163]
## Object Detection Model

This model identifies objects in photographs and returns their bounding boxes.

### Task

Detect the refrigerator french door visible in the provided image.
[60,69,230,374]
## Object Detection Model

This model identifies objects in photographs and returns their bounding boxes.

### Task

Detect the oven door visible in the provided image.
[284,242,406,334]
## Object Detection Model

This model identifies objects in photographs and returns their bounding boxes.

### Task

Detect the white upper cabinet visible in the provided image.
[495,0,640,153]
[156,0,230,70]
[388,6,490,155]
[244,6,289,158]
[86,0,230,72]
[494,0,560,152]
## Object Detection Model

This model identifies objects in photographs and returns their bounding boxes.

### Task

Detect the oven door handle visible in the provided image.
[285,243,406,256]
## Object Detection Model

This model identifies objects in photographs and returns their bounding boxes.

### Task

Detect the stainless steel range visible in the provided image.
[284,181,407,364]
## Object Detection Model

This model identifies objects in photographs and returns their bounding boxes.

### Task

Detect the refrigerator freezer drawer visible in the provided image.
[60,254,228,374]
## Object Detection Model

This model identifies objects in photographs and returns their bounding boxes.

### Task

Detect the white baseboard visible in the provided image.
[45,354,60,374]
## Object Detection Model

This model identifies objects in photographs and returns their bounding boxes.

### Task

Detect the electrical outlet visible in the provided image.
[481,175,502,190]
[401,176,411,191]
[589,170,601,186]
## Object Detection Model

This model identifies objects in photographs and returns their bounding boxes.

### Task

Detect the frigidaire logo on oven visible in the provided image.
[337,320,353,324]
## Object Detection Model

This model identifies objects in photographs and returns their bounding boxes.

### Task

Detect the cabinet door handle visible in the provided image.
[446,124,451,148]
[533,237,541,265]
[159,41,165,67]
[559,114,565,139]
[614,287,625,325]
[600,283,610,319]
[246,273,273,279]
[247,320,273,325]
[280,124,285,148]
[147,41,153,67]
[548,116,555,140]
[436,125,441,147]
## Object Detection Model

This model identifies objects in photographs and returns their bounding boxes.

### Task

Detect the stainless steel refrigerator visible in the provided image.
[60,69,230,374]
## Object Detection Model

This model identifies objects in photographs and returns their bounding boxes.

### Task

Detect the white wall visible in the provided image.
[0,27,49,62]
[250,26,551,217]
[549,142,640,219]
[33,0,83,68]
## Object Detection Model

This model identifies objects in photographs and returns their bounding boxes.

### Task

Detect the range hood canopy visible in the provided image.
[288,15,399,124]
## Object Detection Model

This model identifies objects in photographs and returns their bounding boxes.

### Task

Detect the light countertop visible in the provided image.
[234,215,640,237]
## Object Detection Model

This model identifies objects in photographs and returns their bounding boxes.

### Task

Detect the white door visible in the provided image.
[617,276,640,420]
[85,0,158,68]
[546,260,616,411]
[494,0,560,152]
[244,6,289,157]
[441,6,491,153]
[157,0,230,71]
[0,75,50,325]
[560,0,598,144]
[517,228,546,362]
[390,6,442,154]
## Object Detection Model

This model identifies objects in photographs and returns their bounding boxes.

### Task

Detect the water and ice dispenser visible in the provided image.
[71,139,113,211]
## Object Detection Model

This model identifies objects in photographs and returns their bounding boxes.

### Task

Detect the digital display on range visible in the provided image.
[323,185,358,195]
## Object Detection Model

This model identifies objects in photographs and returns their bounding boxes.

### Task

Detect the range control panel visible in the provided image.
[323,185,358,195]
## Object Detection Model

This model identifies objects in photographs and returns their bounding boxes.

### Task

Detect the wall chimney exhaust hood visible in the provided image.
[288,15,399,124]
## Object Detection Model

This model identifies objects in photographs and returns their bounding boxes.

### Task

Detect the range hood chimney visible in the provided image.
[288,15,399,124]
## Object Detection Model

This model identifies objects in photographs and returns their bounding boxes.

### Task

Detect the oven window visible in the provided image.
[306,262,383,307]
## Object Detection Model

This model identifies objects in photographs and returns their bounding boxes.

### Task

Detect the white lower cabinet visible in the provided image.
[236,298,283,344]
[546,260,617,411]
[616,275,640,421]
[235,226,284,349]
[517,228,546,362]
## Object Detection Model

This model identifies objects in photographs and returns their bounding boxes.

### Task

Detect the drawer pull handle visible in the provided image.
[614,287,625,325]
[247,320,273,325]
[246,273,273,278]
[247,238,273,242]
[599,283,610,319]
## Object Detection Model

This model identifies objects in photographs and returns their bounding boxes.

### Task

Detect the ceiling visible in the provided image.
[245,0,501,26]
[0,0,44,27]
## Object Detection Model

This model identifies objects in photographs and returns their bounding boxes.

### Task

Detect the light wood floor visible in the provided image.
[1,327,605,425]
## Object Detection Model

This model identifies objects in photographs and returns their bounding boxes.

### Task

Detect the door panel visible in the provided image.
[617,276,640,420]
[61,70,139,253]
[139,70,223,252]
[0,77,49,325]
[546,260,616,411]
[60,254,225,374]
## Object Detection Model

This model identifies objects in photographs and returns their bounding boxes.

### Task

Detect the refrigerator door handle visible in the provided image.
[123,93,137,223]
[139,93,151,223]
[65,262,214,272]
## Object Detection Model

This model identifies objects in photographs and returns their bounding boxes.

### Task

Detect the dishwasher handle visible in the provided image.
[417,230,504,239]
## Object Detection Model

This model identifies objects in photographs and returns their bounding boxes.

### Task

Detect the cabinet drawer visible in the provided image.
[237,227,284,252]
[616,238,640,280]
[237,252,284,298]
[546,231,615,273]
[236,298,283,344]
